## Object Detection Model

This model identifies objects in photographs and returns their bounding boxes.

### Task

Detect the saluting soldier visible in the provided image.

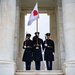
[22,33,33,70]
[44,33,55,70]
[33,32,44,70]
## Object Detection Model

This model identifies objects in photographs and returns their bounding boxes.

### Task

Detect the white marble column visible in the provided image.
[62,0,75,75]
[14,0,20,70]
[50,12,60,70]
[17,13,25,70]
[0,0,16,75]
[56,5,65,70]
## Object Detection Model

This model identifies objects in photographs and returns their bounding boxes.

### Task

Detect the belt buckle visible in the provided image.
[27,46,31,48]
[48,46,50,48]
[28,46,30,48]
[36,46,39,49]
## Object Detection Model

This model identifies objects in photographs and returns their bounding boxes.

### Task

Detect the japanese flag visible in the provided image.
[28,2,39,25]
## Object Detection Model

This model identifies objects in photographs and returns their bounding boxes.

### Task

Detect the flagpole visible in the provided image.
[36,0,38,32]
[36,19,38,32]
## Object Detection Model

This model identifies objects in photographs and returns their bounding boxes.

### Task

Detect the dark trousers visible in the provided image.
[25,62,31,70]
[35,61,40,70]
[46,61,52,70]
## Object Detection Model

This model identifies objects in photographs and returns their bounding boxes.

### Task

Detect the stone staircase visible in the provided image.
[15,70,64,75]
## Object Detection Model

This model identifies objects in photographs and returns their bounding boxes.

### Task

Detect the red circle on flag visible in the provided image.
[33,10,38,16]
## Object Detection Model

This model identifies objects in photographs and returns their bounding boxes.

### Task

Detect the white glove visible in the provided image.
[53,52,55,55]
[45,44,47,46]
[24,46,26,48]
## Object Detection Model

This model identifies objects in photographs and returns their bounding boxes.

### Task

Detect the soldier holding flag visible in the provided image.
[33,32,44,70]
[27,2,44,70]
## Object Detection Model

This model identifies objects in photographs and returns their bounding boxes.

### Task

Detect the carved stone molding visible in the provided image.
[21,7,55,15]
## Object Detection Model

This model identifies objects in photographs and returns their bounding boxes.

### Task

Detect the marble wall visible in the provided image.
[50,13,59,70]
[13,0,21,70]
[17,13,25,70]
[56,5,65,70]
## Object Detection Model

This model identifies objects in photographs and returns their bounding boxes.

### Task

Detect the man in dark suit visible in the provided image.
[22,33,33,70]
[33,32,44,70]
[44,33,55,70]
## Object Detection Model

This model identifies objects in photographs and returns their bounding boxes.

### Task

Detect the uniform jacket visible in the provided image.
[22,39,33,62]
[33,36,44,61]
[44,39,55,61]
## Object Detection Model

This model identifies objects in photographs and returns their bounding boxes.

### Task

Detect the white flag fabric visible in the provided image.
[28,2,39,25]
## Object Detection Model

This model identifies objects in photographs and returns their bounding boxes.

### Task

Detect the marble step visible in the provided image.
[15,70,64,75]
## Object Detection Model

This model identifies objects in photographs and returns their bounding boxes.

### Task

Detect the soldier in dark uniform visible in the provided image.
[33,32,44,70]
[22,33,33,70]
[44,33,55,70]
